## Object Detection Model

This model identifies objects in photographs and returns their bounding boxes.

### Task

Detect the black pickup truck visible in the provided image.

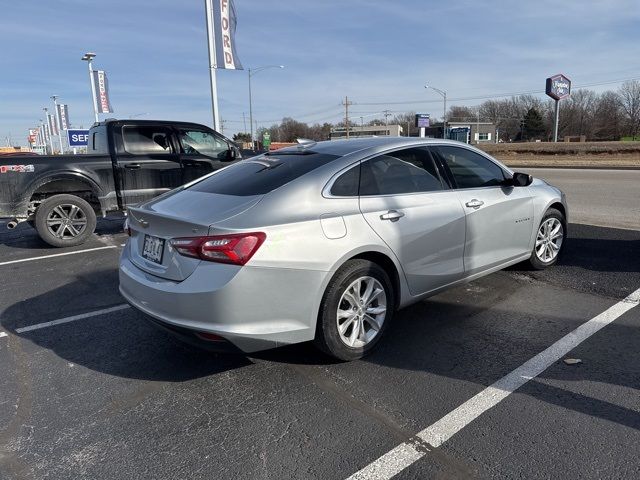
[0,119,241,247]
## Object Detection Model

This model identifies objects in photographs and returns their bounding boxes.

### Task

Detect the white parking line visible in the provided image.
[15,304,130,333]
[0,246,117,267]
[348,287,640,480]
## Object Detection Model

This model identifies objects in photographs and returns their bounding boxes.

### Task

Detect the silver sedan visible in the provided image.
[119,137,567,360]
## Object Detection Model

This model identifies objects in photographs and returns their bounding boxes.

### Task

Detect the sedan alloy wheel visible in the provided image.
[336,276,387,348]
[535,217,564,263]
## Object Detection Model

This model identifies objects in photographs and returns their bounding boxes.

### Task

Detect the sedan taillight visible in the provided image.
[170,232,266,265]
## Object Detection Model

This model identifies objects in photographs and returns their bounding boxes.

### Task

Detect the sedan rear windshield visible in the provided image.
[188,152,340,196]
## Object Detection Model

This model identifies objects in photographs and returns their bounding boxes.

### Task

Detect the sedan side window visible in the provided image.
[330,165,360,196]
[360,147,444,196]
[435,146,506,189]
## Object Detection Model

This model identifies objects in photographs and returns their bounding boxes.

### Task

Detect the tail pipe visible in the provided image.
[6,220,18,229]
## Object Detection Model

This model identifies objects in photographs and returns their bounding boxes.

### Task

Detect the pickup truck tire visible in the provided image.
[34,194,97,247]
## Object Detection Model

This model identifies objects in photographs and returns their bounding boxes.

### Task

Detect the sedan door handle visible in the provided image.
[380,210,405,222]
[124,164,141,170]
[465,199,484,209]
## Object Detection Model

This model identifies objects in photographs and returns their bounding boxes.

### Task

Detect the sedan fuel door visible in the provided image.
[357,147,466,296]
[432,145,534,275]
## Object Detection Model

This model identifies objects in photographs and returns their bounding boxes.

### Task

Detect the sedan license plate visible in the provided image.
[142,234,165,264]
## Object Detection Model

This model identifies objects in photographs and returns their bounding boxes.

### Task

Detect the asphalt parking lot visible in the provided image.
[1,173,639,479]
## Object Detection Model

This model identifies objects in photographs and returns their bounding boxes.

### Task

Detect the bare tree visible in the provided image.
[592,91,623,140]
[618,80,640,139]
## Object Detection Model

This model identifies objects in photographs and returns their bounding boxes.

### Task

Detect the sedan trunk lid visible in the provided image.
[127,190,262,281]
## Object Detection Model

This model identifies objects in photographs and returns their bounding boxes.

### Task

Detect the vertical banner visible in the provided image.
[28,129,38,145]
[211,0,243,70]
[56,104,70,130]
[44,122,51,142]
[48,114,58,136]
[92,70,114,113]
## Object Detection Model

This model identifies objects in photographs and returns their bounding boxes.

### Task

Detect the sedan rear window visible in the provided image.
[189,152,340,196]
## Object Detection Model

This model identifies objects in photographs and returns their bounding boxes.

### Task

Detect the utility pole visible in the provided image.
[383,109,391,127]
[476,110,480,144]
[342,96,353,139]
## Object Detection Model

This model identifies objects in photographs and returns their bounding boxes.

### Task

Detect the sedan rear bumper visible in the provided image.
[119,244,327,353]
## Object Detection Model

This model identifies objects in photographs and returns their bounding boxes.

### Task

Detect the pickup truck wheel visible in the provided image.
[34,194,97,247]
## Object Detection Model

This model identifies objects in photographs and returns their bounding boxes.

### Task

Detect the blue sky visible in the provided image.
[1,0,639,145]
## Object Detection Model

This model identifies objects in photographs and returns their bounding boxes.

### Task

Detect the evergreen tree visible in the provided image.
[523,108,545,140]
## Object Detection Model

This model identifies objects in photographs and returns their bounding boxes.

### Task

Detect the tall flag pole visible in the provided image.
[43,108,52,154]
[38,122,45,154]
[82,53,100,123]
[51,95,65,154]
[205,0,220,131]
[204,0,243,132]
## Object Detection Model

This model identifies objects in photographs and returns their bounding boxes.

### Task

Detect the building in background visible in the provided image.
[330,124,403,140]
[0,146,29,154]
[446,122,497,144]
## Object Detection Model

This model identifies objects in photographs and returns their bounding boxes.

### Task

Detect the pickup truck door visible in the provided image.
[118,125,182,207]
[174,128,235,184]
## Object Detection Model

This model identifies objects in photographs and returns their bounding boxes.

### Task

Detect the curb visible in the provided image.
[504,165,640,170]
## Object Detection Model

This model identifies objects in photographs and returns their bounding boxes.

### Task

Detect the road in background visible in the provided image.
[526,168,640,230]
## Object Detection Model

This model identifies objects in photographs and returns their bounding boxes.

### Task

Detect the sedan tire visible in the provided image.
[315,259,395,361]
[528,207,565,270]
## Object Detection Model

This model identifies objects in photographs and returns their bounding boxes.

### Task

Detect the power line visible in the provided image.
[354,76,640,106]
[222,74,640,128]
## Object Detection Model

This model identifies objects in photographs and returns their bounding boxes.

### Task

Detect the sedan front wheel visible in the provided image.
[528,208,565,269]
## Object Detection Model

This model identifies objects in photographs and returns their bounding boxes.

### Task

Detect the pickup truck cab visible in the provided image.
[0,119,240,247]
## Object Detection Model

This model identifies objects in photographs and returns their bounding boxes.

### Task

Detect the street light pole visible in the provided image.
[248,65,284,149]
[81,52,99,123]
[425,84,447,139]
[51,95,65,154]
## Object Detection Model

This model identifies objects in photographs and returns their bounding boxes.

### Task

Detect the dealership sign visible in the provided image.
[415,114,430,128]
[67,129,90,147]
[546,74,571,100]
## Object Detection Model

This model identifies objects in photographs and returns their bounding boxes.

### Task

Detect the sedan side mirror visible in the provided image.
[511,172,533,187]
[224,147,238,161]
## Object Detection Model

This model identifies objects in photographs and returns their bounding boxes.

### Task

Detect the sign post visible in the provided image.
[545,74,571,142]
